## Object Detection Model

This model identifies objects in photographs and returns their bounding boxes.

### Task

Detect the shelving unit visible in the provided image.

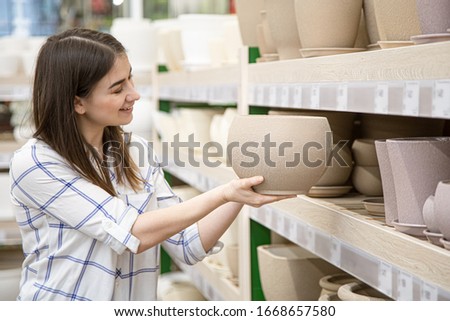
[154,42,450,301]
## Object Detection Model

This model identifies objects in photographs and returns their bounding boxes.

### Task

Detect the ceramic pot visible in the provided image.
[265,0,302,59]
[386,137,450,225]
[225,244,239,278]
[372,0,421,41]
[374,140,397,226]
[256,10,278,56]
[315,144,353,187]
[337,281,391,301]
[351,165,383,197]
[318,293,341,301]
[351,139,378,166]
[294,0,363,48]
[257,244,341,300]
[319,273,359,296]
[416,0,450,35]
[363,0,380,45]
[434,180,450,240]
[228,115,331,195]
[235,0,266,47]
[157,26,185,72]
[422,195,440,234]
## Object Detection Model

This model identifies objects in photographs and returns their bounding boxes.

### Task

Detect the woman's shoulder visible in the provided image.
[10,138,66,171]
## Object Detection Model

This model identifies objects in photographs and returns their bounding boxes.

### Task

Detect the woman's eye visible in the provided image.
[114,88,123,94]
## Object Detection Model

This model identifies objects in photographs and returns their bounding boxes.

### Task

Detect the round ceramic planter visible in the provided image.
[337,281,391,301]
[228,115,331,195]
[225,244,239,278]
[319,273,359,296]
[434,180,450,241]
[351,165,383,197]
[372,0,421,41]
[422,195,441,234]
[235,0,266,47]
[294,0,363,48]
[315,144,353,187]
[257,244,341,301]
[416,0,450,35]
[386,137,450,226]
[363,0,381,45]
[374,140,397,226]
[265,0,302,59]
[352,138,378,166]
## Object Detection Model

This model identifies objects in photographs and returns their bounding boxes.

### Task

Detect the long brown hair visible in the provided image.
[32,28,144,195]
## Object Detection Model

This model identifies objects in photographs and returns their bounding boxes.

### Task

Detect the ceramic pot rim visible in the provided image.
[386,137,450,143]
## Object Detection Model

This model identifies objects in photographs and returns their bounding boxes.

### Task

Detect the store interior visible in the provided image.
[1,0,450,301]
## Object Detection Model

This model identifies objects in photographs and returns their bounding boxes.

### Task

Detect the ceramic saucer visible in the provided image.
[423,229,444,247]
[299,48,366,58]
[377,41,414,49]
[362,198,385,216]
[439,237,450,250]
[307,185,353,198]
[410,33,450,45]
[392,219,427,238]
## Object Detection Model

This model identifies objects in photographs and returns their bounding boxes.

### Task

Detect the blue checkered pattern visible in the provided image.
[10,135,214,301]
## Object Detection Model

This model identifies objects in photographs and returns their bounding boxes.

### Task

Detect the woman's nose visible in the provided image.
[126,87,140,102]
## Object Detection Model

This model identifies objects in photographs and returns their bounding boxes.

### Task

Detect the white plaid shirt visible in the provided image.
[10,135,216,301]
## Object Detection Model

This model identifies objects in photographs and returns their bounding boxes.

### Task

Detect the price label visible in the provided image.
[402,81,420,116]
[374,82,389,114]
[277,215,284,234]
[337,83,348,111]
[432,80,450,117]
[311,84,320,109]
[305,226,315,251]
[397,271,413,301]
[256,85,265,105]
[329,237,341,266]
[421,282,438,301]
[293,86,302,107]
[378,262,393,297]
[269,86,277,106]
[280,85,290,107]
[289,221,297,241]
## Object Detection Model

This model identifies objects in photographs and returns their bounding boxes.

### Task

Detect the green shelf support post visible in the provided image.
[160,247,172,274]
[250,219,271,300]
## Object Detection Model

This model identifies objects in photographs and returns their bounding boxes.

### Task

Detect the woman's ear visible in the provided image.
[74,96,85,115]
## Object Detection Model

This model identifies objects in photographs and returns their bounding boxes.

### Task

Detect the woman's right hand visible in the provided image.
[221,176,297,208]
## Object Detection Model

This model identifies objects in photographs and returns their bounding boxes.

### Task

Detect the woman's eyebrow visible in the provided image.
[108,67,133,89]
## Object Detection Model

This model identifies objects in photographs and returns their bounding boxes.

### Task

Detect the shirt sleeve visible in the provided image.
[10,143,140,255]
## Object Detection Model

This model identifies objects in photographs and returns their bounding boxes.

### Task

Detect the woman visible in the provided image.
[9,28,294,300]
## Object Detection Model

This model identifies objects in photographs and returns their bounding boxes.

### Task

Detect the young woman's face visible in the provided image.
[75,54,140,137]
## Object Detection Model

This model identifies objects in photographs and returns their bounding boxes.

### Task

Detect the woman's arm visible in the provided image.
[131,176,295,253]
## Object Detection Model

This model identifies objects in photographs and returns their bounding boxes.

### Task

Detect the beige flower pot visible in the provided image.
[294,0,363,48]
[363,0,381,45]
[337,281,391,301]
[434,180,450,241]
[265,0,302,59]
[373,0,421,41]
[416,0,450,35]
[235,0,266,47]
[228,115,331,195]
[351,165,383,197]
[352,139,378,166]
[257,244,341,300]
[319,273,359,296]
[386,137,450,225]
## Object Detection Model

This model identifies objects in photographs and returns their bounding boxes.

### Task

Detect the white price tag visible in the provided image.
[256,85,265,106]
[277,215,284,234]
[289,221,297,241]
[329,237,341,266]
[378,262,393,297]
[374,83,389,114]
[421,282,438,301]
[311,84,320,109]
[280,85,290,107]
[402,81,420,116]
[305,226,315,251]
[269,86,277,106]
[397,271,414,301]
[337,83,348,111]
[293,86,302,107]
[432,80,450,117]
[248,85,256,105]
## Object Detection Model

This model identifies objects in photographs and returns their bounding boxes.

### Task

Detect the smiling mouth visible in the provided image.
[120,106,133,111]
